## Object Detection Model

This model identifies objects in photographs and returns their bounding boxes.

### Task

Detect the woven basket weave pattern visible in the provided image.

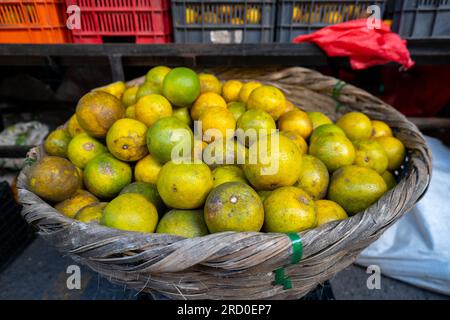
[17,67,431,300]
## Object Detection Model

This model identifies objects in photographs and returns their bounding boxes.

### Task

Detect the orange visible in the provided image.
[75,202,107,223]
[264,186,316,233]
[307,111,332,129]
[67,133,107,168]
[375,136,406,171]
[243,133,302,190]
[95,81,126,100]
[76,91,124,138]
[295,155,329,200]
[162,67,201,107]
[125,105,135,119]
[309,132,355,172]
[134,154,162,184]
[239,81,261,103]
[102,193,158,233]
[190,92,227,120]
[328,165,387,215]
[222,80,243,102]
[122,86,139,107]
[145,66,171,91]
[202,138,247,167]
[371,120,393,138]
[353,139,389,174]
[136,82,161,100]
[336,111,372,141]
[55,189,99,219]
[106,118,148,162]
[157,161,213,209]
[278,109,313,139]
[198,73,222,94]
[83,153,132,199]
[280,131,308,155]
[156,209,208,238]
[381,171,397,190]
[204,182,264,233]
[44,128,71,158]
[310,123,345,144]
[316,200,348,226]
[120,181,163,213]
[146,116,194,163]
[135,94,172,127]
[199,106,236,141]
[67,114,86,138]
[27,156,81,202]
[236,109,276,146]
[172,107,192,126]
[246,85,286,120]
[227,101,246,121]
[212,165,247,188]
[281,99,296,115]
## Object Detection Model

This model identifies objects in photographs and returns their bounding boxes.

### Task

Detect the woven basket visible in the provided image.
[17,67,432,300]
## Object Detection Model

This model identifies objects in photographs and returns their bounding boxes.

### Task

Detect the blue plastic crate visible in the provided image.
[171,0,277,43]
[392,0,450,39]
[276,0,386,42]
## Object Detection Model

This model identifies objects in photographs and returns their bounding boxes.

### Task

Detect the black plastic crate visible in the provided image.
[0,181,35,271]
[171,0,277,43]
[276,0,386,42]
[392,0,450,39]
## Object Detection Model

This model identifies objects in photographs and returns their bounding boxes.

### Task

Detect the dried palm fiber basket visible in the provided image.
[17,67,431,300]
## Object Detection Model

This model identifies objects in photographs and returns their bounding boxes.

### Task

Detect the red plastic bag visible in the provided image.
[293,19,414,70]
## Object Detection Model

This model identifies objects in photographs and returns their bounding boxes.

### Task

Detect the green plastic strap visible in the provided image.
[273,233,303,290]
[332,80,346,99]
[332,80,346,113]
[287,233,303,264]
[274,268,292,290]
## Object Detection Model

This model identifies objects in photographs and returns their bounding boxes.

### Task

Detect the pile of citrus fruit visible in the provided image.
[27,66,406,237]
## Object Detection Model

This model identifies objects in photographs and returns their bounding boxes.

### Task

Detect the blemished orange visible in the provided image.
[371,120,393,138]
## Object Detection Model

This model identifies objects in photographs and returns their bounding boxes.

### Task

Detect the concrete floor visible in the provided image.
[0,237,448,300]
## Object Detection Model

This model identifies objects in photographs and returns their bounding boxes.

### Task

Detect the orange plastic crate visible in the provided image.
[0,0,70,43]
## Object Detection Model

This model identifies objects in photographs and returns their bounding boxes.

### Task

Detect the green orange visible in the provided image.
[156,209,208,238]
[146,117,194,163]
[145,66,171,91]
[101,193,158,233]
[83,153,132,199]
[162,67,201,107]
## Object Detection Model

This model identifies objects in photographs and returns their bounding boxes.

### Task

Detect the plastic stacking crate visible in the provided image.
[66,0,172,43]
[0,0,70,43]
[171,0,276,43]
[275,0,386,42]
[392,0,450,39]
[0,181,35,271]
